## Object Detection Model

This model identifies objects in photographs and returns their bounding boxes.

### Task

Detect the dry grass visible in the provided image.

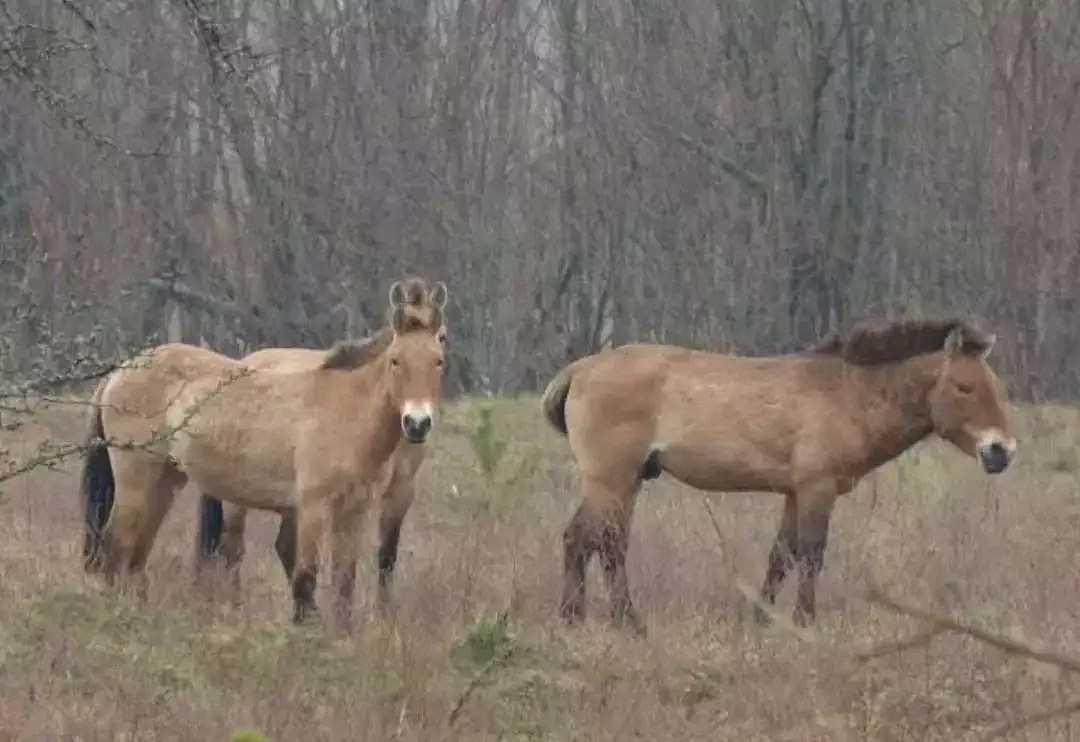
[1,395,1080,740]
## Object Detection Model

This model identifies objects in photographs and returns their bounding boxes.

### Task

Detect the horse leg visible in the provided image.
[756,494,797,625]
[377,476,416,611]
[100,452,159,594]
[126,469,184,601]
[793,488,837,627]
[274,510,297,584]
[194,494,224,569]
[560,503,599,624]
[561,473,643,633]
[330,496,368,633]
[292,493,329,624]
[595,483,644,636]
[217,503,249,601]
[598,517,645,636]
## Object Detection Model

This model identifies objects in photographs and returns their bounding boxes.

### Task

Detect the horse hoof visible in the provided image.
[792,608,813,628]
[612,610,647,638]
[292,603,320,625]
[753,605,774,626]
[559,603,585,625]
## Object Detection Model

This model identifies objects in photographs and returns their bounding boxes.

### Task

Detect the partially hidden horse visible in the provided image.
[79,281,447,626]
[541,318,1017,634]
[193,278,448,611]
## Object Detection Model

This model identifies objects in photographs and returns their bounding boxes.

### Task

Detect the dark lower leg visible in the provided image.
[219,528,245,601]
[274,512,297,584]
[377,514,404,609]
[292,566,318,624]
[794,508,832,627]
[761,540,796,605]
[560,505,596,623]
[292,503,324,625]
[196,495,224,562]
[332,560,357,630]
[599,525,644,635]
[760,494,796,601]
[757,497,797,625]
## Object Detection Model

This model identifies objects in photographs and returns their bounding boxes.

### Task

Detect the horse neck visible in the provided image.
[324,359,403,460]
[846,354,941,469]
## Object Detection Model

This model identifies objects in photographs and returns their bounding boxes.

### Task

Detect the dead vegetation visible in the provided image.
[1,395,1079,740]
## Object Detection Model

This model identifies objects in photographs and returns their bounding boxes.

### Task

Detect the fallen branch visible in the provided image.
[866,587,1080,675]
[867,588,1080,738]
[854,624,950,662]
[979,698,1080,741]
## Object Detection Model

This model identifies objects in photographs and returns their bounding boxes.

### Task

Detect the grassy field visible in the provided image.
[1,394,1079,741]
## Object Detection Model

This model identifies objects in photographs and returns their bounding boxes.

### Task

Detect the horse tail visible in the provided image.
[80,379,114,573]
[541,359,586,437]
[195,495,224,562]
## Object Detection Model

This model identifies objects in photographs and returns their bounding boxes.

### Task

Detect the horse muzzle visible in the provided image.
[401,413,433,443]
[977,440,1014,474]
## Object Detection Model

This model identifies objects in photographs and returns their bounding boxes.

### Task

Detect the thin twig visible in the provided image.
[447,610,512,727]
[447,647,512,727]
[0,366,252,486]
[698,494,815,643]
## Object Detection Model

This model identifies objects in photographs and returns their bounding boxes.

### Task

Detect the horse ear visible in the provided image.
[428,281,448,309]
[390,304,409,333]
[388,281,407,308]
[943,327,965,356]
[944,325,996,358]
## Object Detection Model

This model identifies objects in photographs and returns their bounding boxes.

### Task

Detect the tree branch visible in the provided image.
[866,587,1080,674]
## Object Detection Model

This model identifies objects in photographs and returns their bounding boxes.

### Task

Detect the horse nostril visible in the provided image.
[402,414,432,440]
[979,442,1011,474]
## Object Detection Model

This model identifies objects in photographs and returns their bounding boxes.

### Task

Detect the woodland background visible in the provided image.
[1,0,1078,397]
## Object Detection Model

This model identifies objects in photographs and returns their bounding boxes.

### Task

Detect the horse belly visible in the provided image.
[660,441,793,494]
[172,432,296,510]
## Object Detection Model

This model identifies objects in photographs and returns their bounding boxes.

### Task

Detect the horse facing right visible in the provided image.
[541,318,1017,634]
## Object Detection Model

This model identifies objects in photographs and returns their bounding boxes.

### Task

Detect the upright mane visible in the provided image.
[320,276,445,371]
[808,318,993,366]
[321,334,389,370]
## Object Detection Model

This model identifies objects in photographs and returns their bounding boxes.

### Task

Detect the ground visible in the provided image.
[1,394,1079,741]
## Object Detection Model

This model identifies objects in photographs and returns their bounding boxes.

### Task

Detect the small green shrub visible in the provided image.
[450,612,513,673]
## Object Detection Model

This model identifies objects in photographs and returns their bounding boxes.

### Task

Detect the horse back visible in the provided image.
[98,343,243,449]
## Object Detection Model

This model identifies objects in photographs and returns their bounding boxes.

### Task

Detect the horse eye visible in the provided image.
[390,357,400,367]
[435,358,444,368]
[956,382,974,394]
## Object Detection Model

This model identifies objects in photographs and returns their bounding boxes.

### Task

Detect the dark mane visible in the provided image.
[320,330,392,370]
[808,318,992,365]
[322,276,445,371]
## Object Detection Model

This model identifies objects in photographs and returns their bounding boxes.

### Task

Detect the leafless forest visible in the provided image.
[1,0,1079,396]
[4,2,1080,740]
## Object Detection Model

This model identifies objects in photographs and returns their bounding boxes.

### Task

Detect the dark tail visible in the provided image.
[81,382,114,573]
[541,360,583,437]
[196,495,224,562]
